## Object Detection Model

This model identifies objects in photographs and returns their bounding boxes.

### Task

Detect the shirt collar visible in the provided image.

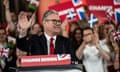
[44,32,56,41]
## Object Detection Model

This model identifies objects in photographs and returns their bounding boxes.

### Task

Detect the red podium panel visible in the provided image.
[20,54,71,67]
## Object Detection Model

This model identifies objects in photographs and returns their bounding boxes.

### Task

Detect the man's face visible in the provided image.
[83,29,93,43]
[0,29,7,42]
[43,14,62,34]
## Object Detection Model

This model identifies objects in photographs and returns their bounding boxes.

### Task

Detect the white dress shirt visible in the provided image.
[44,33,56,55]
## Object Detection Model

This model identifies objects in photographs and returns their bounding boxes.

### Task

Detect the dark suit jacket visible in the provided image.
[17,34,72,56]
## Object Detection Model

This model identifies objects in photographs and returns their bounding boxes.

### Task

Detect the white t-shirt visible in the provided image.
[83,41,110,72]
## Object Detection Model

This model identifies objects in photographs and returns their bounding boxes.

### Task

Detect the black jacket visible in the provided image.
[17,34,72,56]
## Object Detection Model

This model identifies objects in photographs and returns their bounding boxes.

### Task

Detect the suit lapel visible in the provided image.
[55,35,64,54]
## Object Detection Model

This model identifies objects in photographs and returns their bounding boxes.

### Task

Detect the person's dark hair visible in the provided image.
[83,27,94,34]
[69,21,80,38]
[42,10,58,21]
[104,20,115,25]
[69,21,79,27]
[72,27,83,39]
[31,23,43,32]
[104,20,116,30]
[71,27,83,44]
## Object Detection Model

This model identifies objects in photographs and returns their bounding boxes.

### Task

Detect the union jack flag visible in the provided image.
[76,7,86,20]
[112,30,120,41]
[114,0,120,5]
[0,48,9,58]
[105,8,114,19]
[49,1,85,22]
[115,8,120,23]
[72,0,83,6]
[57,54,71,60]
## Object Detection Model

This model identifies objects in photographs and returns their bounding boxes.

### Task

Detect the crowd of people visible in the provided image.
[0,0,120,72]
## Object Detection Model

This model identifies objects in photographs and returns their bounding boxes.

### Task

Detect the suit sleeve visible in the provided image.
[64,38,74,61]
[16,36,30,53]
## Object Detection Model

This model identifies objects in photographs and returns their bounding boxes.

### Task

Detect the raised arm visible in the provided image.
[61,19,68,37]
[94,32,110,61]
[17,11,36,37]
[76,41,86,60]
[3,0,15,31]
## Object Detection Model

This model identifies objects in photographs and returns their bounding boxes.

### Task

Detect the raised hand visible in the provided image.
[17,12,31,36]
[18,12,31,29]
[94,32,99,45]
[17,11,36,37]
[61,19,67,30]
[61,19,68,37]
[3,0,9,8]
[93,24,99,45]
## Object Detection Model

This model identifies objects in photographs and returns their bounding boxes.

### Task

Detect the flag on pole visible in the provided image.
[29,0,39,11]
[105,8,114,19]
[88,13,98,28]
[76,7,86,20]
[58,7,78,22]
[49,1,85,22]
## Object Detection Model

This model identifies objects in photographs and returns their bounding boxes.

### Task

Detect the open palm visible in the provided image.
[18,12,31,29]
[3,0,9,8]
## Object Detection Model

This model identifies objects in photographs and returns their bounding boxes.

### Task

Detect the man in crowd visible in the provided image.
[76,27,110,72]
[17,10,72,59]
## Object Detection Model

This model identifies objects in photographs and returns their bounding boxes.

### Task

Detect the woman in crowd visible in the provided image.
[30,23,43,36]
[68,21,80,38]
[107,30,120,72]
[98,21,120,72]
[70,27,83,63]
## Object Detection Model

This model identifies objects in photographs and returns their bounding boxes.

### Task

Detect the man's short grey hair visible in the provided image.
[42,10,58,21]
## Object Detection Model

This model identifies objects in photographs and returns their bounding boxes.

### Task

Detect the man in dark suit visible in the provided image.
[17,10,72,56]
